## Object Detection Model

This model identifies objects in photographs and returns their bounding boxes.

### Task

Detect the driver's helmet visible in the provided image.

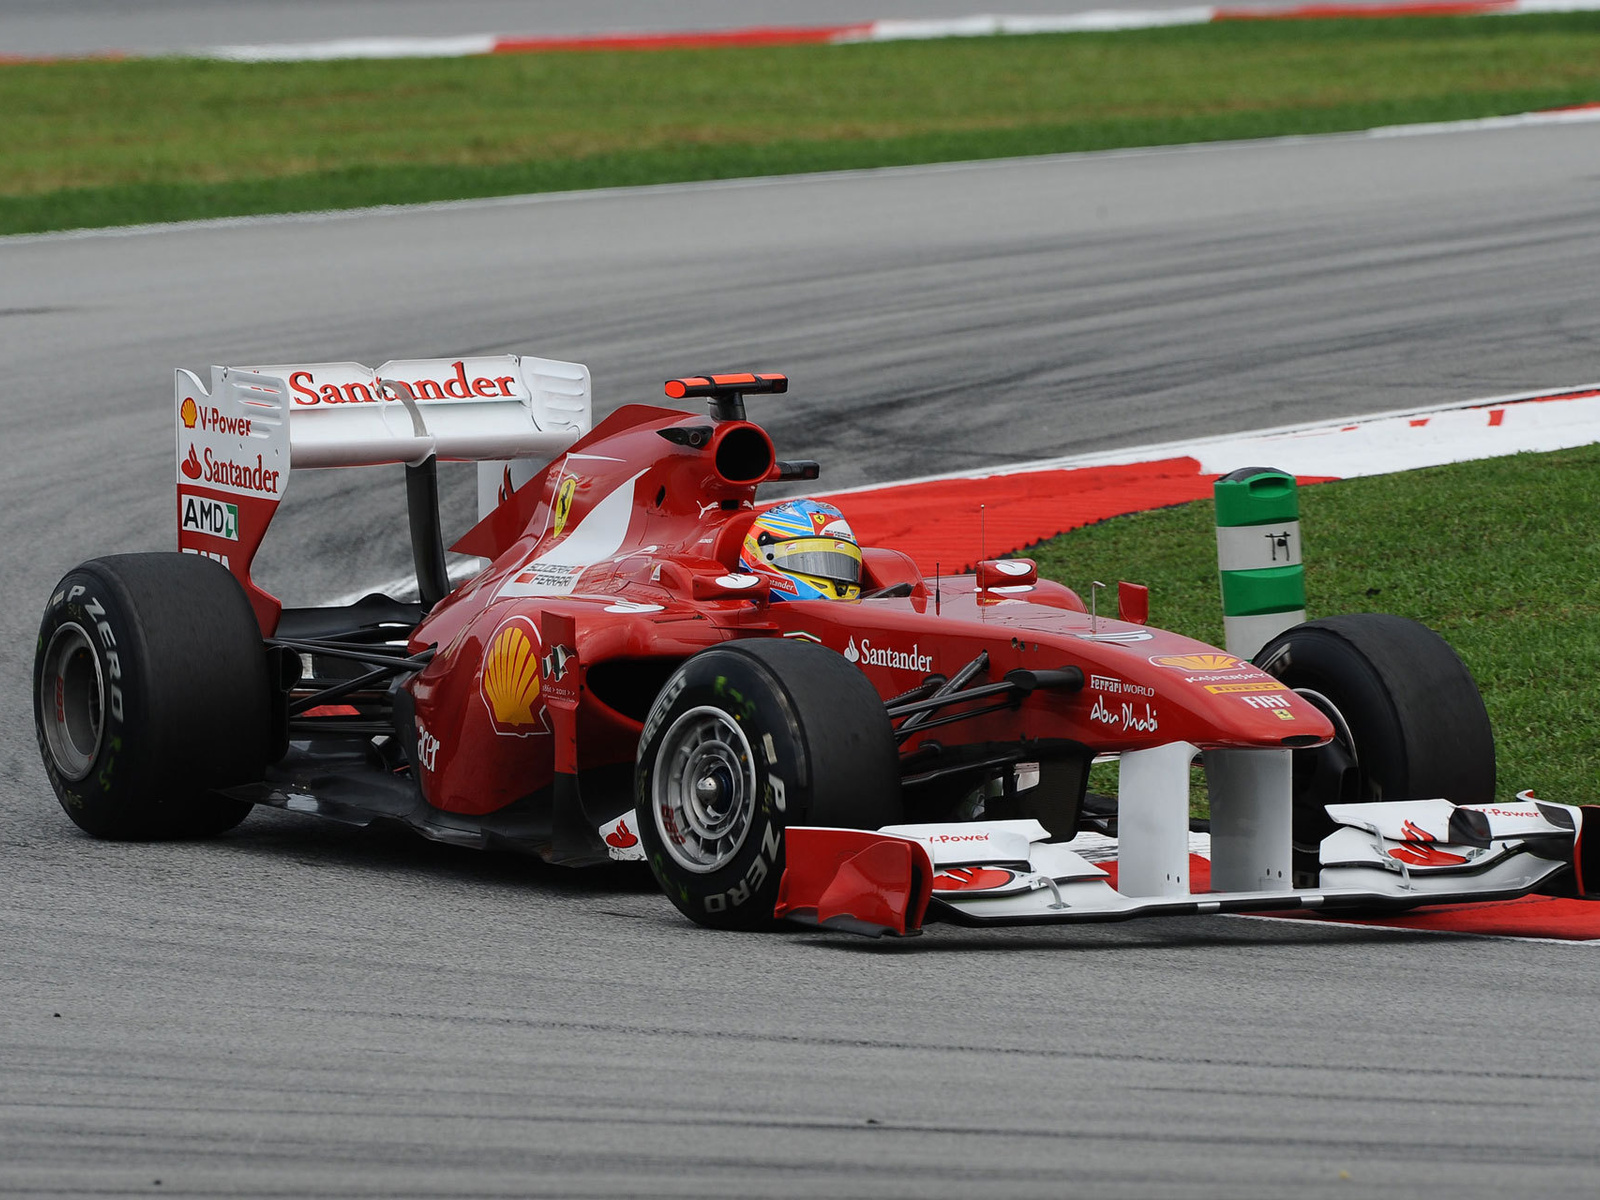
[740,499,862,601]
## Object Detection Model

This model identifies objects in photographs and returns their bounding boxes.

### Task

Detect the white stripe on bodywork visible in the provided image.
[495,469,648,597]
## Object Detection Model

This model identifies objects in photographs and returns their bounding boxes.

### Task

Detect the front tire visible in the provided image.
[1254,613,1494,883]
[635,638,902,930]
[34,553,272,839]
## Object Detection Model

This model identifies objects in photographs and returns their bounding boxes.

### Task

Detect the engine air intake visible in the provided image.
[712,423,775,485]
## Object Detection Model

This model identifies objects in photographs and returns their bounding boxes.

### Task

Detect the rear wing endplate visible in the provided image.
[175,355,591,631]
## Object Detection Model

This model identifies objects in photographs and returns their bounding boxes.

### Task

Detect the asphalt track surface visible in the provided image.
[2,0,1421,56]
[4,125,1600,1197]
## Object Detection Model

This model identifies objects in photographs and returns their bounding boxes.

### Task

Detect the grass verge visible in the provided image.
[1031,445,1600,811]
[3,14,1599,235]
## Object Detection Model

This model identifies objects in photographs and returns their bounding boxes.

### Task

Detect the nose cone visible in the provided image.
[1204,684,1335,746]
[1121,649,1336,748]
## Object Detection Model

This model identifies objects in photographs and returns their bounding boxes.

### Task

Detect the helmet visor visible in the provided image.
[767,537,862,587]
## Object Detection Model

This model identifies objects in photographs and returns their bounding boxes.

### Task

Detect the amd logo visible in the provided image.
[181,494,239,541]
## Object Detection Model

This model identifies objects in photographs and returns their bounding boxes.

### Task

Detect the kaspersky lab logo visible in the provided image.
[181,494,239,541]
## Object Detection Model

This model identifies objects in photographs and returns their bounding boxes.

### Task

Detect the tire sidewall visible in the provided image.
[34,568,151,836]
[34,555,266,839]
[635,649,809,929]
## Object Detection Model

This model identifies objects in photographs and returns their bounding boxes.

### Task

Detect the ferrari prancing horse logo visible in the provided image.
[551,476,577,539]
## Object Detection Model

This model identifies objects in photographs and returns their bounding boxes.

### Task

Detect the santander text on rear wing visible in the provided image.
[174,355,591,631]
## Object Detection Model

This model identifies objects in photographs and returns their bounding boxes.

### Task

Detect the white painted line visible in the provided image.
[843,9,1217,41]
[819,383,1600,497]
[205,35,496,62]
[9,1,1588,65]
[1370,103,1600,138]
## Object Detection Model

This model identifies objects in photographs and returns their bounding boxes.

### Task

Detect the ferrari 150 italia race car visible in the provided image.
[34,353,1599,935]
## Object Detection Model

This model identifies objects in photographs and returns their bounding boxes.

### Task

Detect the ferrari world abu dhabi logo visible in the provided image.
[481,616,550,737]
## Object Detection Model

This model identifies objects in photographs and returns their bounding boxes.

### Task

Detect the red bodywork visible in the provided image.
[399,399,1334,844]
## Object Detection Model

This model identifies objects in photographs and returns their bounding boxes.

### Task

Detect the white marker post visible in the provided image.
[1214,467,1306,659]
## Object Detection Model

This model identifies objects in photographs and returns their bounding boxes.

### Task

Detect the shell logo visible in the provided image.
[481,616,547,735]
[180,396,198,429]
[1150,653,1241,672]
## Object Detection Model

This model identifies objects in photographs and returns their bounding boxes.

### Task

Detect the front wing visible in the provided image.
[773,795,1600,937]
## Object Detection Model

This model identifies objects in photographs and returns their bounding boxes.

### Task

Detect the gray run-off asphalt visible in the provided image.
[2,0,1414,56]
[3,125,1599,1197]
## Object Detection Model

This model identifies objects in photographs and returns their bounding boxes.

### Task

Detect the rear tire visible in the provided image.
[1254,613,1494,882]
[635,638,902,930]
[34,553,271,839]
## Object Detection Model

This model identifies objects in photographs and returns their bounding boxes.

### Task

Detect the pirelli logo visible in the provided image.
[1203,681,1286,695]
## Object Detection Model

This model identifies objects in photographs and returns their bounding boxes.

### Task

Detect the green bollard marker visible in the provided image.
[1213,466,1306,659]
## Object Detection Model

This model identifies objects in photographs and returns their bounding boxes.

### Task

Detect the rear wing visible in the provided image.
[175,355,591,632]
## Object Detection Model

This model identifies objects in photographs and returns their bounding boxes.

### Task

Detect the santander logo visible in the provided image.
[932,866,1016,892]
[1389,843,1468,867]
[288,361,519,407]
[180,446,281,494]
[604,818,639,850]
[843,637,932,673]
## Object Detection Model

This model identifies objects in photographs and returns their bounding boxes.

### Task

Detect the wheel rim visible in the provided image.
[39,623,105,782]
[1288,686,1361,851]
[1294,687,1359,769]
[652,706,758,874]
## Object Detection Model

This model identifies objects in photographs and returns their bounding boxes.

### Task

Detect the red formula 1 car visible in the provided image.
[34,357,1600,935]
